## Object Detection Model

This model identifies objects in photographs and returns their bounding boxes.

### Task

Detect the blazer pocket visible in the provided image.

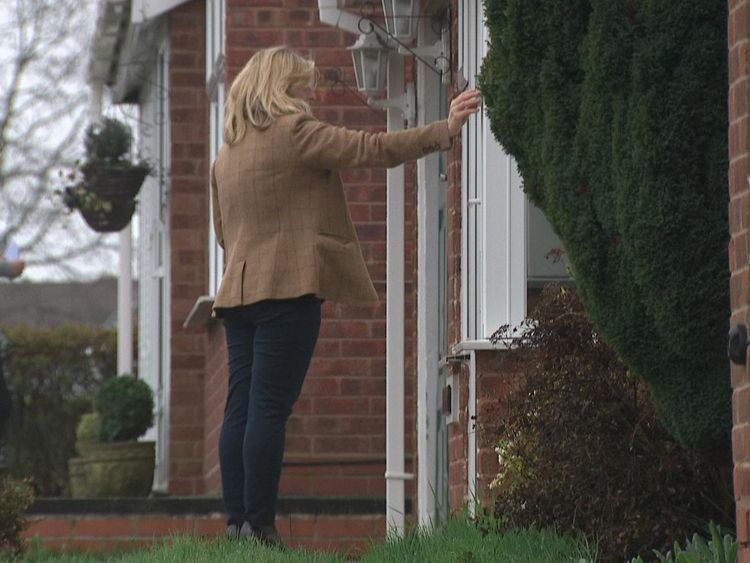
[221,260,246,303]
[315,233,370,295]
[317,231,356,247]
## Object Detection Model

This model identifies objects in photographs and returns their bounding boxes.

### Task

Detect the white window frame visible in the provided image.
[139,38,172,493]
[459,1,527,342]
[207,0,225,297]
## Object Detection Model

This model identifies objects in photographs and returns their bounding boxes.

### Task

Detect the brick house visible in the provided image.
[78,0,570,549]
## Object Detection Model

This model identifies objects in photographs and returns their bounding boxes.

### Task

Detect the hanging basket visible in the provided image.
[83,166,149,201]
[63,165,148,233]
[77,198,137,233]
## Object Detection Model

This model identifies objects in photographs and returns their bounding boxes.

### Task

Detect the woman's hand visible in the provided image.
[448,89,482,136]
[9,260,25,279]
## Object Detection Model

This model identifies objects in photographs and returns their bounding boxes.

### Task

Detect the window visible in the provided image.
[458,1,569,341]
[206,0,225,296]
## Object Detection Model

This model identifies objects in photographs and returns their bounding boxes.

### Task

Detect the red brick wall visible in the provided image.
[168,0,210,496]
[444,353,524,512]
[198,1,418,500]
[729,1,750,559]
[203,323,227,494]
[446,0,468,511]
[448,363,468,511]
[475,352,526,499]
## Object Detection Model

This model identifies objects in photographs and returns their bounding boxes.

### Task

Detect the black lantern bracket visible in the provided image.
[367,82,416,127]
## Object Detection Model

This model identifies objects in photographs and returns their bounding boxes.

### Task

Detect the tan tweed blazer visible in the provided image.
[211,112,452,310]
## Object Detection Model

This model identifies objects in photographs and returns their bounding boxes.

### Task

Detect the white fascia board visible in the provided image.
[131,0,191,23]
[88,0,130,86]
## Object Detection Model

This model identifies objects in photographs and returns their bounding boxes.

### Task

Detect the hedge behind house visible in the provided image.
[1,325,117,496]
[479,0,730,452]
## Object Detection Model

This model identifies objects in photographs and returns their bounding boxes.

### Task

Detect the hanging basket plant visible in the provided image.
[62,118,151,233]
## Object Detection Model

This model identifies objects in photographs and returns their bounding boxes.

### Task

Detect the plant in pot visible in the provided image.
[62,118,151,233]
[68,375,155,497]
[68,412,101,498]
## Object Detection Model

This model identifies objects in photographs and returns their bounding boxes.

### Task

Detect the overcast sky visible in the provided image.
[0,0,135,283]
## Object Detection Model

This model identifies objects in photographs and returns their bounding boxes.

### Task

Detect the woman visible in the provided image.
[0,260,24,280]
[211,46,480,546]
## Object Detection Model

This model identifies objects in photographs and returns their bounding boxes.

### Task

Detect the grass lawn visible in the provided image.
[18,519,595,562]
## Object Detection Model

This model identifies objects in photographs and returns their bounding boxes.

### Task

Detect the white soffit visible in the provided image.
[88,0,129,86]
[336,0,448,15]
[131,0,191,23]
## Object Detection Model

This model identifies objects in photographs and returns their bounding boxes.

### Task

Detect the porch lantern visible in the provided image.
[382,0,416,39]
[349,33,388,94]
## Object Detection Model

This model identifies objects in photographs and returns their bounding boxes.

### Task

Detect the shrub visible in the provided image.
[75,412,101,452]
[96,375,154,442]
[360,517,596,563]
[487,286,734,562]
[84,118,133,165]
[479,0,730,453]
[2,325,117,495]
[0,477,34,558]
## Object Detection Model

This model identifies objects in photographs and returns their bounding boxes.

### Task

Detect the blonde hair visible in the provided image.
[223,46,317,143]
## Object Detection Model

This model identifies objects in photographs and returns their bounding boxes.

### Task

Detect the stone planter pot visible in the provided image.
[68,441,155,498]
[67,457,88,498]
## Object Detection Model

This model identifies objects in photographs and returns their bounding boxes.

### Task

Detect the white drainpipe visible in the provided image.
[118,225,133,375]
[383,52,409,535]
[89,81,133,377]
[317,0,410,537]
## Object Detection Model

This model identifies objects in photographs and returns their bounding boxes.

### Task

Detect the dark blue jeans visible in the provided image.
[218,294,321,528]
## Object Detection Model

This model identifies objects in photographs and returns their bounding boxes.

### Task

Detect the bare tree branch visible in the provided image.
[0,0,117,280]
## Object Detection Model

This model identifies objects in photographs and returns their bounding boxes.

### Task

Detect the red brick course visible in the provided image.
[728,0,747,556]
[168,0,210,496]
[23,514,385,556]
[445,0,469,512]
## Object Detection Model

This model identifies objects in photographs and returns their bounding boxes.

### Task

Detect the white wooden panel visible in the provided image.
[155,43,171,494]
[132,0,190,23]
[458,1,529,340]
[136,41,171,493]
[466,0,480,340]
[416,17,446,529]
[207,0,225,296]
[459,0,469,341]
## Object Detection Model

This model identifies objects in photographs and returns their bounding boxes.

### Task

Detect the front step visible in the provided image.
[24,497,387,556]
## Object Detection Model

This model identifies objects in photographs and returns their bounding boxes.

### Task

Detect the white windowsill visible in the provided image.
[183,295,216,330]
[451,339,512,353]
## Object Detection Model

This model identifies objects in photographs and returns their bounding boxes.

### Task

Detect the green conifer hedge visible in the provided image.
[479,0,730,452]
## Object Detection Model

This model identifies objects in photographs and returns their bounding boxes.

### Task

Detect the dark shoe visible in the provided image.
[226,523,240,540]
[239,521,285,549]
